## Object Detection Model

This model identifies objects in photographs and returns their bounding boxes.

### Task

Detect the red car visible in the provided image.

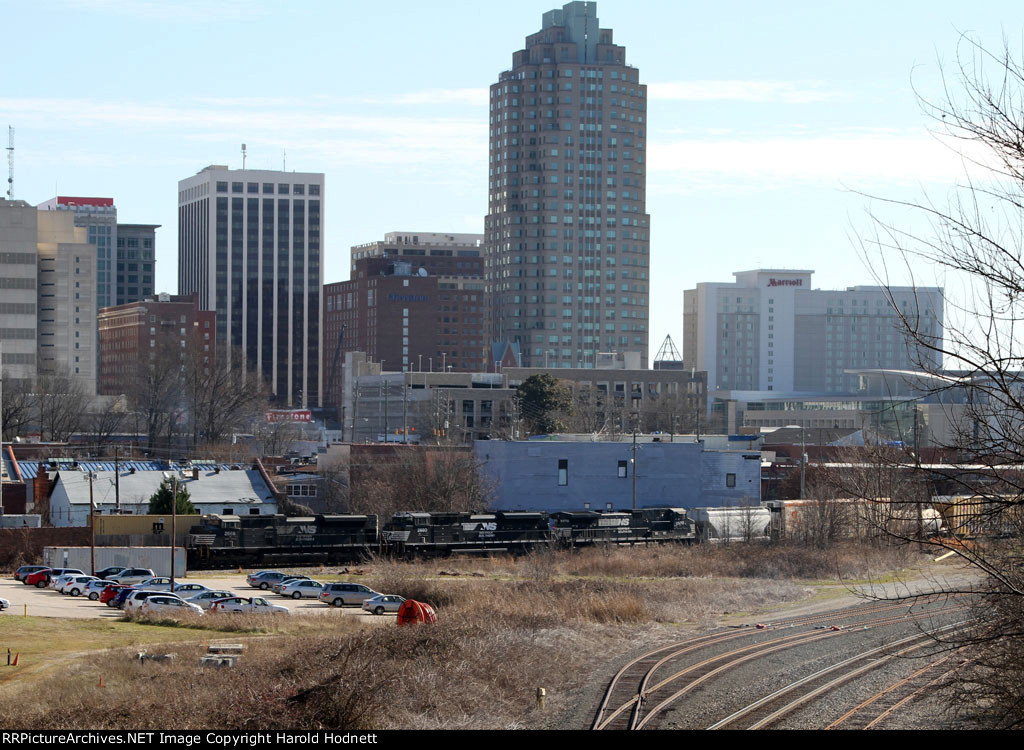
[25,568,82,588]
[100,584,132,605]
[24,569,54,588]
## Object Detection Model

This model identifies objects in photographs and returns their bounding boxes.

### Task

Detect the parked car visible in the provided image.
[101,584,132,606]
[271,575,312,595]
[26,568,82,589]
[50,571,88,591]
[124,590,181,613]
[14,566,49,583]
[172,583,209,594]
[139,596,203,617]
[209,596,289,615]
[279,579,324,599]
[85,580,118,601]
[246,571,287,590]
[60,575,100,597]
[185,590,237,610]
[0,597,9,612]
[110,587,138,609]
[110,569,156,585]
[361,594,406,615]
[318,583,381,607]
[136,577,173,591]
[94,566,128,580]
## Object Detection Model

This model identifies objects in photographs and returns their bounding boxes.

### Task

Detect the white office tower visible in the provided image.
[683,269,944,394]
[177,166,324,408]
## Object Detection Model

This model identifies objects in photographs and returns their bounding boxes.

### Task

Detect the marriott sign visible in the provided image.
[767,278,803,287]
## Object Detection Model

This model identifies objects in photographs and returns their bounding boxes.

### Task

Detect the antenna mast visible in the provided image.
[241,143,247,169]
[5,126,13,199]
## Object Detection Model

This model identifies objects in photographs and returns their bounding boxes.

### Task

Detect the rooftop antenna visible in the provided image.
[241,143,247,169]
[6,126,13,199]
[282,148,286,172]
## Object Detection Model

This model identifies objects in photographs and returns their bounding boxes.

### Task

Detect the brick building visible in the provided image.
[323,232,487,407]
[96,293,216,396]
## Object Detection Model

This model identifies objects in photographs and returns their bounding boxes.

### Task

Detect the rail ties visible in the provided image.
[593,595,971,731]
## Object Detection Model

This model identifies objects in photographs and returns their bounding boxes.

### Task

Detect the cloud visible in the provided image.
[646,129,989,187]
[51,0,260,22]
[1,96,486,172]
[648,80,840,103]
[372,88,488,107]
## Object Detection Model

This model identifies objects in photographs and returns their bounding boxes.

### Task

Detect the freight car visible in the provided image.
[185,506,696,568]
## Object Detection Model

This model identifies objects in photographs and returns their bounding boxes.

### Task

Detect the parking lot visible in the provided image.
[0,573,384,621]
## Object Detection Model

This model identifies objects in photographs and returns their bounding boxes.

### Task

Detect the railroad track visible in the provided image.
[592,595,970,731]
[825,654,963,730]
[708,622,969,729]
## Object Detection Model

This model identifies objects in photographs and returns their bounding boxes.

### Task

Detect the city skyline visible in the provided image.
[4,0,1019,358]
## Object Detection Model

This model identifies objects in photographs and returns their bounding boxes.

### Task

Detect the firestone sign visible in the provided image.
[767,278,803,287]
[265,409,312,423]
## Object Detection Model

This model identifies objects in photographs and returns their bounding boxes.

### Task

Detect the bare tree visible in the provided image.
[128,339,186,453]
[348,446,492,520]
[860,34,1024,724]
[1,371,33,440]
[83,395,129,446]
[34,369,88,442]
[183,347,267,449]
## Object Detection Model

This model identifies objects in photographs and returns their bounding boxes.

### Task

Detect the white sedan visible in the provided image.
[59,575,99,596]
[0,597,9,612]
[278,580,324,600]
[209,597,289,615]
[185,590,237,610]
[139,596,204,617]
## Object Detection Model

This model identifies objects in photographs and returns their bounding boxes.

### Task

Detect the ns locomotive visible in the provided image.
[185,507,695,568]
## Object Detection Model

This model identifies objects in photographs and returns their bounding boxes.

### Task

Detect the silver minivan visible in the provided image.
[318,583,381,607]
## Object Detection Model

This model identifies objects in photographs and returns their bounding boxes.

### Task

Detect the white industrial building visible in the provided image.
[46,466,278,527]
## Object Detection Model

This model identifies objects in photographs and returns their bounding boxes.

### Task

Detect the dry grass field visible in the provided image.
[0,541,925,730]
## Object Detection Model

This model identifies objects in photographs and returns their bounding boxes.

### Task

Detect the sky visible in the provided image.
[4,0,1021,361]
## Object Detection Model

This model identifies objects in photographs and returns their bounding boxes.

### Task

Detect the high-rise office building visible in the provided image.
[115,223,158,305]
[36,198,159,308]
[37,197,117,310]
[485,1,650,369]
[177,166,323,407]
[0,200,97,394]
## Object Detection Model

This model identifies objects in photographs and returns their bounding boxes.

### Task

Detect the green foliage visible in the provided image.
[147,479,196,515]
[515,373,573,436]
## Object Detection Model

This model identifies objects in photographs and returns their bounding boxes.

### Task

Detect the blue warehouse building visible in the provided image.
[475,438,761,513]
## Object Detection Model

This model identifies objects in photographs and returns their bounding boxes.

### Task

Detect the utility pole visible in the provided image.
[171,473,177,589]
[402,375,409,444]
[114,445,120,513]
[383,380,389,443]
[88,471,95,575]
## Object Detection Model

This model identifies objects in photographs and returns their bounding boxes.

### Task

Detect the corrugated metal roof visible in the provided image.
[14,460,238,480]
[53,467,275,507]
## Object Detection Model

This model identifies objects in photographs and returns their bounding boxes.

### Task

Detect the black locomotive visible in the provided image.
[185,507,695,569]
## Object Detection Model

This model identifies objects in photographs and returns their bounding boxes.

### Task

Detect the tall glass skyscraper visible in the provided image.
[485,1,650,369]
[177,166,323,408]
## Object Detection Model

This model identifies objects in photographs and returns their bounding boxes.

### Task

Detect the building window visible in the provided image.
[726,473,736,488]
[618,460,628,478]
[558,459,568,486]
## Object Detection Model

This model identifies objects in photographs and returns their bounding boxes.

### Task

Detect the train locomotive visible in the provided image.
[185,506,695,568]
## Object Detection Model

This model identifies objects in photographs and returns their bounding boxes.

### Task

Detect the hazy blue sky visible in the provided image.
[5,0,1020,357]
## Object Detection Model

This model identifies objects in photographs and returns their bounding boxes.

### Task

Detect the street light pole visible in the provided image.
[88,471,95,575]
[800,426,806,500]
[631,387,642,511]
